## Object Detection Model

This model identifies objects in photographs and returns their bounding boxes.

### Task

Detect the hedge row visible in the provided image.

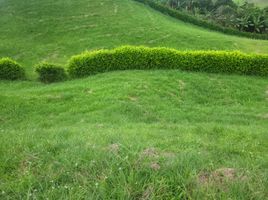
[133,0,268,40]
[1,47,267,82]
[68,46,268,78]
[0,58,67,83]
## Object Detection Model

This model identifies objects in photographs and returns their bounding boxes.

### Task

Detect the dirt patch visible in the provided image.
[137,148,175,171]
[198,171,210,185]
[212,168,237,182]
[198,168,246,187]
[19,154,39,175]
[107,143,120,154]
[136,148,159,170]
[140,148,159,159]
[150,162,161,171]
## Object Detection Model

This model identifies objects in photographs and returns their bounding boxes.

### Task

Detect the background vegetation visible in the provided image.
[153,0,268,34]
[1,0,268,78]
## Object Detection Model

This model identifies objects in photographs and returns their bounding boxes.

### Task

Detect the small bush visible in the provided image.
[0,58,25,80]
[68,46,268,78]
[35,63,67,83]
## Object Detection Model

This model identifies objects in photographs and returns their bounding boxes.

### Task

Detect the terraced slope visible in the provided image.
[1,0,268,76]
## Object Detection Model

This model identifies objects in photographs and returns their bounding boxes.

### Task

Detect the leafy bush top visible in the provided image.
[0,58,25,80]
[68,46,268,78]
[35,63,67,83]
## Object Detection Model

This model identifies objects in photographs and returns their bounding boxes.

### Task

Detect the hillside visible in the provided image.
[1,70,268,199]
[1,0,268,77]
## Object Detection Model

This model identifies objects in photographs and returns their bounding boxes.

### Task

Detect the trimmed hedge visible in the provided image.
[133,0,268,40]
[0,58,25,80]
[68,46,268,78]
[36,63,67,83]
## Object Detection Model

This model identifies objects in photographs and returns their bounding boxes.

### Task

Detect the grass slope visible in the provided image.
[1,70,268,199]
[1,0,268,77]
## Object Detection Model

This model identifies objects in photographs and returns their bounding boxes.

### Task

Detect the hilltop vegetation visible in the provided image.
[1,0,268,77]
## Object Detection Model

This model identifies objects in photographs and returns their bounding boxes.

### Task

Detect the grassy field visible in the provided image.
[1,0,268,199]
[1,70,268,199]
[1,0,268,77]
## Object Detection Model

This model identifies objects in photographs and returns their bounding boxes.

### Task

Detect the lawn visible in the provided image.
[1,70,268,199]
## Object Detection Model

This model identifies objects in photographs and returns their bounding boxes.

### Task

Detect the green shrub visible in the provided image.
[36,63,67,83]
[0,58,25,80]
[134,0,268,40]
[68,46,268,78]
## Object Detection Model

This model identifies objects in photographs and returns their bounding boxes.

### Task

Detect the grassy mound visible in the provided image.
[0,70,267,199]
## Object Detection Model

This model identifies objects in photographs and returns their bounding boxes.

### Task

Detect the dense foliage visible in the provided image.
[35,63,67,83]
[68,46,268,78]
[0,58,25,80]
[152,0,268,34]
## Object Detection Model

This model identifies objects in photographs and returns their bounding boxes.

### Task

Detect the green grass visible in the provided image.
[1,0,268,78]
[1,70,268,199]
